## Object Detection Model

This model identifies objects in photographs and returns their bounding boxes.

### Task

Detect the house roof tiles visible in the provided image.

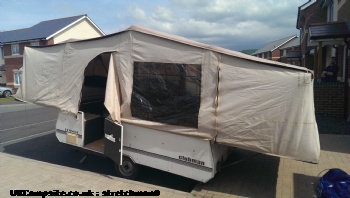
[0,28,29,44]
[0,15,88,44]
[252,35,297,55]
[280,37,300,49]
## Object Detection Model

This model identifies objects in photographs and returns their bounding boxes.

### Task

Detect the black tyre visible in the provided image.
[114,156,139,180]
[3,90,11,98]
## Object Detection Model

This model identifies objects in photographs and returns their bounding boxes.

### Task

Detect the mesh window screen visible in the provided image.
[131,62,201,128]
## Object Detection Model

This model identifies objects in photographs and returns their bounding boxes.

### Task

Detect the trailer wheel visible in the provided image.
[114,156,139,180]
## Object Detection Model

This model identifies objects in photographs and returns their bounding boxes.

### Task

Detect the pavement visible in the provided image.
[1,135,349,198]
[192,134,350,198]
[1,101,350,197]
[0,152,190,198]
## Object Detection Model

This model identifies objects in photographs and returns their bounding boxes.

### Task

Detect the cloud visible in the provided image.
[152,6,176,22]
[0,0,304,51]
[126,0,303,51]
[130,6,147,20]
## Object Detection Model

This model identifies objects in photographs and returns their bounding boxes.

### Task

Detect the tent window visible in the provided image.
[131,62,201,128]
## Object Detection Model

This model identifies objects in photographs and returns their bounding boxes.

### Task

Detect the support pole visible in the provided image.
[314,46,318,70]
[344,39,349,119]
[317,41,323,79]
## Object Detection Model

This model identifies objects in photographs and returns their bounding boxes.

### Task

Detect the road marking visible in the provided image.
[0,130,55,146]
[1,119,56,132]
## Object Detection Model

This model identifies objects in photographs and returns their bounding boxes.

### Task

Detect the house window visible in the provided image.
[30,41,39,46]
[0,47,3,59]
[11,44,20,55]
[131,62,201,128]
[14,71,22,85]
[328,1,334,22]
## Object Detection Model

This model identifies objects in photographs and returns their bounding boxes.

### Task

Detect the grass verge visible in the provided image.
[0,96,15,103]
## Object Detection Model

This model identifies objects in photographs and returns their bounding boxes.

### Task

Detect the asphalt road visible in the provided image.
[0,104,198,192]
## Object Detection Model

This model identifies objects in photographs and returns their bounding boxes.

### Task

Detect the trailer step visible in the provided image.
[84,138,104,153]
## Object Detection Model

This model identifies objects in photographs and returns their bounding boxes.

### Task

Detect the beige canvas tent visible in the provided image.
[16,25,320,163]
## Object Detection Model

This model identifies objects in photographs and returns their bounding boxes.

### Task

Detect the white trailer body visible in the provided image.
[56,111,230,182]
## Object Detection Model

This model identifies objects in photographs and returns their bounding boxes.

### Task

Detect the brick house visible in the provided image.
[297,0,350,120]
[251,35,298,61]
[0,65,5,86]
[279,37,302,66]
[296,0,328,69]
[0,14,105,90]
[0,41,5,86]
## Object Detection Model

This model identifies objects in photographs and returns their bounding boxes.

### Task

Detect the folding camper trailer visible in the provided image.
[16,25,320,182]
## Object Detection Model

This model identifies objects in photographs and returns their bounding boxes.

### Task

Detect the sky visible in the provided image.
[0,0,306,51]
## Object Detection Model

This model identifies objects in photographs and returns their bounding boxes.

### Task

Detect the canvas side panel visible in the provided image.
[197,51,220,139]
[18,35,123,114]
[116,31,134,119]
[104,53,122,123]
[216,55,320,163]
[57,35,121,114]
[118,31,214,139]
[19,46,64,106]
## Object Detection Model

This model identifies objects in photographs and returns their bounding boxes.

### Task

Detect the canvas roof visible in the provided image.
[39,25,308,73]
[0,15,104,44]
[252,35,297,55]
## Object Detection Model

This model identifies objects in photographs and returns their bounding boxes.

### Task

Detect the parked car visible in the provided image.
[0,86,13,97]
